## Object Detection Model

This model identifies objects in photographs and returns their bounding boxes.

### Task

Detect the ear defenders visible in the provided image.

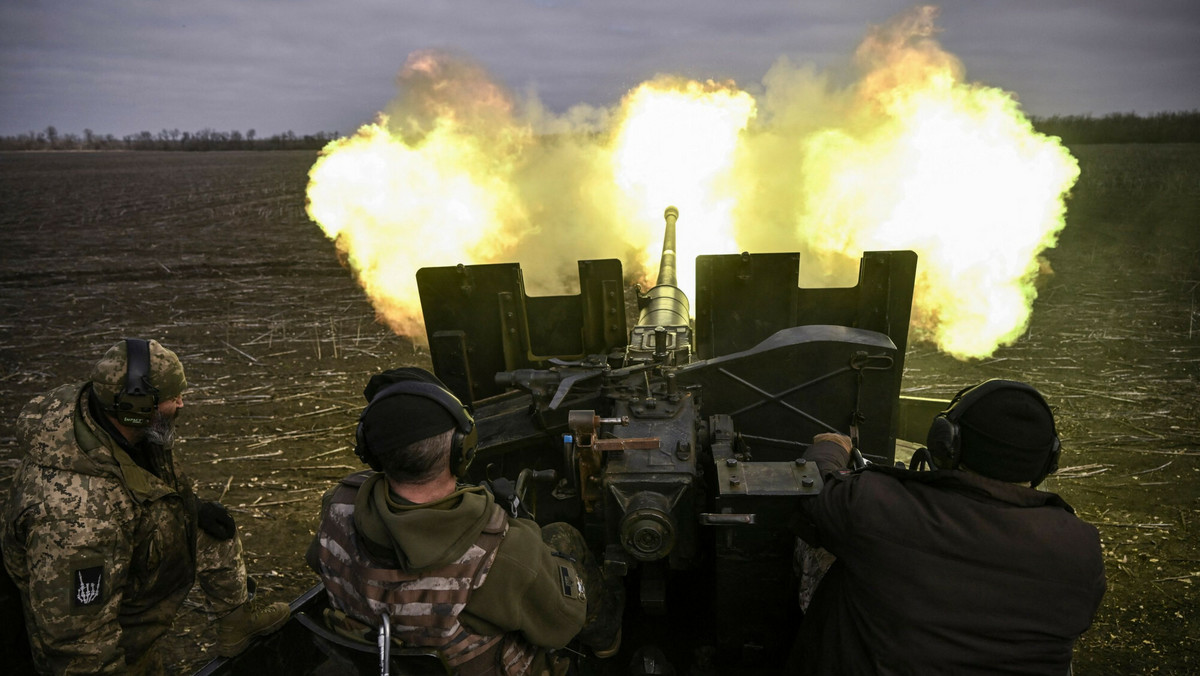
[111,338,159,428]
[354,380,478,478]
[925,379,1061,486]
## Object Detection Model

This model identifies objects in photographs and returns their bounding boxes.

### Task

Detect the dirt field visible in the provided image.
[1,146,1197,674]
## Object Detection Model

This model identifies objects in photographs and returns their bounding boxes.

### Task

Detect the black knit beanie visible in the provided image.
[360,368,458,458]
[958,388,1057,483]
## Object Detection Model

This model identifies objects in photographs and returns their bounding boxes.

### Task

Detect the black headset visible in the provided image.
[110,338,159,428]
[354,380,478,478]
[925,379,1061,485]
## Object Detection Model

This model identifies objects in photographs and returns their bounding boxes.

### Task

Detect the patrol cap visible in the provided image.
[958,387,1057,483]
[90,339,187,404]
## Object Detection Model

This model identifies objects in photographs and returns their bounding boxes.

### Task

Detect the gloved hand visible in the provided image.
[197,500,237,540]
[484,477,527,518]
[812,432,853,453]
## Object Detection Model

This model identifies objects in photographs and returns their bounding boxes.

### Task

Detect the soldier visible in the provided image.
[307,367,623,676]
[1,338,290,675]
[790,379,1106,675]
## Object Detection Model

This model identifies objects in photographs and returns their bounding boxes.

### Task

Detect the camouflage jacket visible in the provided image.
[307,472,587,675]
[1,383,197,676]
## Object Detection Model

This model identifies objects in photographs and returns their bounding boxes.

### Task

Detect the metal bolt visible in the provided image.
[795,458,807,466]
[725,458,738,467]
[802,478,815,488]
[729,476,741,486]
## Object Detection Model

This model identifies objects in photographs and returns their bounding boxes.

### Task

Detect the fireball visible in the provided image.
[306,6,1077,360]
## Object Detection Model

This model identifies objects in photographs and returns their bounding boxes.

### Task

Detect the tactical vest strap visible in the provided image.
[315,481,536,673]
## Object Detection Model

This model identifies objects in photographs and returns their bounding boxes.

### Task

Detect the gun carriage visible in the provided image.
[198,207,943,675]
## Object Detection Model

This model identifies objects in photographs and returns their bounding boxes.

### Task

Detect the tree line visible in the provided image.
[1029,111,1200,145]
[0,126,340,152]
[2,111,1198,152]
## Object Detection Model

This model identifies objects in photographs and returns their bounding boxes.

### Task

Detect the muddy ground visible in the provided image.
[0,146,1197,674]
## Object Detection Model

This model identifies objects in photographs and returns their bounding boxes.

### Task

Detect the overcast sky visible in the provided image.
[2,0,1197,138]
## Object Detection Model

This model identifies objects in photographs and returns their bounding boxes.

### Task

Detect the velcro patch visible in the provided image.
[73,565,104,609]
[557,564,586,602]
[558,565,573,598]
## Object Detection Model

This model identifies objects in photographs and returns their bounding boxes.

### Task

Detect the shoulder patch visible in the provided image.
[558,565,573,597]
[73,565,104,610]
[557,564,586,602]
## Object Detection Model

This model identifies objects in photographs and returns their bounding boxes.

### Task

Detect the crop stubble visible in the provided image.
[0,146,1197,674]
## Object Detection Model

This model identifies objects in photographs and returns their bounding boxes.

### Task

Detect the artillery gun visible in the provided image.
[198,207,944,675]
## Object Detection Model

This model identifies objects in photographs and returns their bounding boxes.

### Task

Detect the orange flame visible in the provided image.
[610,77,757,297]
[306,7,1077,359]
[787,6,1078,358]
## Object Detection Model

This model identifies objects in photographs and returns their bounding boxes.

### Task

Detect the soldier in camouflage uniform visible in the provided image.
[307,367,624,676]
[1,339,291,675]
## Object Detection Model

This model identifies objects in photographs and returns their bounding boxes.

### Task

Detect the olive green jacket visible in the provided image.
[310,473,587,650]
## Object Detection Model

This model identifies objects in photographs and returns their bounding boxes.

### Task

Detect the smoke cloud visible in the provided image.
[307,5,1078,359]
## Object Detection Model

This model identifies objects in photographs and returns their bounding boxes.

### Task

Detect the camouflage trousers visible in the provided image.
[196,528,250,616]
[793,538,837,612]
[540,522,624,653]
[128,530,249,675]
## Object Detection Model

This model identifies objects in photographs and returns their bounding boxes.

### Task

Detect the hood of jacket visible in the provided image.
[15,383,177,502]
[353,473,497,574]
[16,383,120,477]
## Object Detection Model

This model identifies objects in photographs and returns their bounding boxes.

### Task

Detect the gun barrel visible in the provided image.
[657,206,679,287]
[638,206,690,329]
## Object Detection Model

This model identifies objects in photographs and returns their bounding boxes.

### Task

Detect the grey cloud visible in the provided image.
[1,0,1197,136]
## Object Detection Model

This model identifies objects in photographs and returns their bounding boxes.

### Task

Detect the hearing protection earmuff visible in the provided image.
[110,338,159,428]
[925,379,1061,486]
[354,380,478,478]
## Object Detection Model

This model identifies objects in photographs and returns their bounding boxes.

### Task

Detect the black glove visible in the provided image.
[197,500,236,540]
[484,477,530,519]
